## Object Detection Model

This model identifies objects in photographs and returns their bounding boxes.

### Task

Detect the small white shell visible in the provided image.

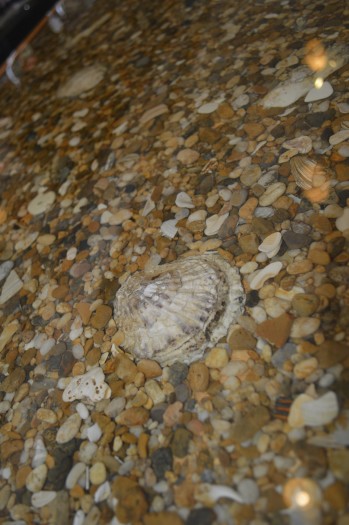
[113,253,245,366]
[329,129,349,145]
[258,232,282,258]
[175,191,195,208]
[301,391,339,427]
[0,270,23,305]
[160,219,178,239]
[249,261,283,290]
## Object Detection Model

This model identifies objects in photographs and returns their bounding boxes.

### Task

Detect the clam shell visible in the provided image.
[258,232,282,258]
[113,253,245,366]
[290,156,329,191]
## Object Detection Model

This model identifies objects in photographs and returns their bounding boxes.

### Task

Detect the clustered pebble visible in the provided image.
[0,0,349,524]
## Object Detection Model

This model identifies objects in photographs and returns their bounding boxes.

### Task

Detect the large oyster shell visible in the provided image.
[113,253,245,366]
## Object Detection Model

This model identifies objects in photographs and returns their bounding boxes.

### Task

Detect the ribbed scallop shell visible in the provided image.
[290,155,329,190]
[113,253,245,366]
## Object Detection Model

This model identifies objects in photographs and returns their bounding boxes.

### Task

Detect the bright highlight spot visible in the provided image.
[294,490,311,507]
[314,77,324,89]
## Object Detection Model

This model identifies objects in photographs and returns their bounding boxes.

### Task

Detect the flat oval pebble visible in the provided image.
[176,149,200,165]
[304,81,333,102]
[197,101,220,114]
[336,208,349,232]
[31,491,57,508]
[56,413,81,444]
[329,130,349,145]
[175,191,194,208]
[27,191,56,215]
[204,213,228,236]
[290,317,321,338]
[65,462,86,489]
[259,182,286,206]
[26,464,48,492]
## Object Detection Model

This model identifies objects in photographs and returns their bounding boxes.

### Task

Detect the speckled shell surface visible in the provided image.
[113,253,245,366]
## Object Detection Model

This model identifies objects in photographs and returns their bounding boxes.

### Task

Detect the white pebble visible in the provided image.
[87,423,102,442]
[76,403,89,420]
[238,478,260,504]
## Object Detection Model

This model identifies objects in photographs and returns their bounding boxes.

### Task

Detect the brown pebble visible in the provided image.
[0,368,25,393]
[256,313,293,348]
[143,512,184,525]
[116,407,149,426]
[188,362,210,392]
[287,259,313,275]
[90,304,113,329]
[75,302,91,324]
[1,439,24,460]
[316,340,349,368]
[137,359,162,378]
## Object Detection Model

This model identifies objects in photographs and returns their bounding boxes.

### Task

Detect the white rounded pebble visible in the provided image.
[26,464,48,493]
[336,208,349,232]
[318,372,335,388]
[76,403,89,420]
[56,414,81,444]
[73,510,85,525]
[67,247,78,260]
[87,423,102,442]
[39,337,56,356]
[198,101,219,114]
[31,491,56,508]
[72,343,84,359]
[66,462,86,489]
[259,183,286,206]
[28,191,56,215]
[238,478,260,504]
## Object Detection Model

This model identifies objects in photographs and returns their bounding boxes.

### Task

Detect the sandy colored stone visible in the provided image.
[239,197,258,220]
[316,341,349,368]
[292,294,319,316]
[0,368,25,393]
[90,305,113,329]
[290,317,320,338]
[116,407,149,426]
[287,259,313,275]
[143,512,184,525]
[256,313,293,348]
[205,347,229,368]
[228,326,257,350]
[188,362,210,392]
[308,249,331,266]
[1,439,24,460]
[163,402,183,426]
[229,406,270,443]
[328,449,349,483]
[176,149,200,165]
[90,462,107,485]
[137,359,162,378]
[75,302,92,324]
[36,408,58,424]
[294,357,318,379]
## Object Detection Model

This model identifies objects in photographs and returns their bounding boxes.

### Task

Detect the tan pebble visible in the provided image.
[90,462,107,485]
[56,414,81,444]
[116,407,149,426]
[291,293,319,316]
[239,197,258,220]
[112,330,125,346]
[115,355,138,382]
[75,302,92,324]
[131,390,149,408]
[308,249,330,265]
[144,379,165,404]
[315,283,336,298]
[324,481,348,511]
[36,408,57,424]
[259,182,286,206]
[205,347,229,368]
[176,149,200,165]
[137,432,149,459]
[90,305,113,329]
[143,511,184,525]
[290,317,321,338]
[25,464,47,493]
[188,363,210,392]
[137,359,162,378]
[16,465,32,489]
[294,357,319,379]
[113,436,123,452]
[287,259,313,275]
[163,402,183,427]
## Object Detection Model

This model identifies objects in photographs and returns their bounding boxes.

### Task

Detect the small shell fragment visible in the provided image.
[0,270,23,305]
[113,253,245,366]
[282,136,312,154]
[290,155,330,202]
[175,191,195,208]
[304,81,333,102]
[62,367,111,403]
[288,391,339,428]
[329,130,349,146]
[249,261,283,290]
[160,219,178,239]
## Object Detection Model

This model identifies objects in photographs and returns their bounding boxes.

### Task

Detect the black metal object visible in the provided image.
[0,0,57,65]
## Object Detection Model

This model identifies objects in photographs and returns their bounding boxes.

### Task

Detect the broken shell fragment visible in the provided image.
[175,191,195,208]
[113,253,245,366]
[288,391,339,428]
[62,367,111,403]
[249,261,283,290]
[282,136,312,154]
[258,232,282,258]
